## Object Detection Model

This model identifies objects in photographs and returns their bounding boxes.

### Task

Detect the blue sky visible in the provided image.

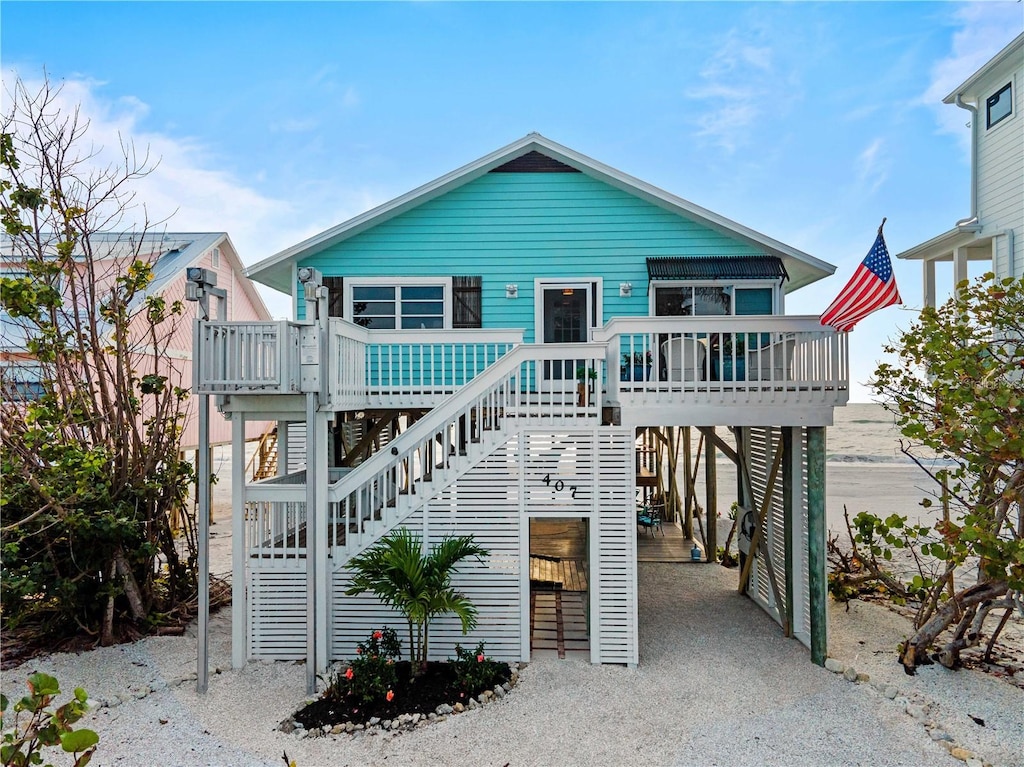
[3,1,1022,400]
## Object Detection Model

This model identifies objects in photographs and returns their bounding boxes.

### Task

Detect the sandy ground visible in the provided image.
[4,449,1021,766]
[3,559,1021,767]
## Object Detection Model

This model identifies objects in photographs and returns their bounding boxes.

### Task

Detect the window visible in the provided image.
[210,247,220,268]
[987,82,1012,129]
[0,361,46,402]
[653,284,775,316]
[351,283,446,329]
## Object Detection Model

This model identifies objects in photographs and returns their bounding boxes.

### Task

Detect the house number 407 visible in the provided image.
[542,474,578,498]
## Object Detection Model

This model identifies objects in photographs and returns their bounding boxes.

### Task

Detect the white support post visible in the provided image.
[518,434,530,663]
[186,267,225,695]
[590,427,605,666]
[953,246,969,293]
[305,394,318,694]
[196,345,210,693]
[231,414,246,668]
[923,260,937,310]
[278,421,289,475]
[313,409,330,674]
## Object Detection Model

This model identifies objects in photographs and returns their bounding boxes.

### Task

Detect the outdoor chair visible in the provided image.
[661,335,706,382]
[637,503,664,536]
[745,335,797,382]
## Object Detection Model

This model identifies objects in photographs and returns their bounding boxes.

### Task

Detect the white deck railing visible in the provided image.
[327,342,605,560]
[196,315,847,409]
[593,316,848,408]
[196,320,300,394]
[242,343,606,564]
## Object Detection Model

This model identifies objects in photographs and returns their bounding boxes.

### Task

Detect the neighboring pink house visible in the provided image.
[1,231,272,449]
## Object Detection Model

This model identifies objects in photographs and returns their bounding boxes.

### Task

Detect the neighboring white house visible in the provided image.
[896,32,1024,303]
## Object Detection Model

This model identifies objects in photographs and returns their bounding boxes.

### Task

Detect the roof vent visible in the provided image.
[490,151,580,173]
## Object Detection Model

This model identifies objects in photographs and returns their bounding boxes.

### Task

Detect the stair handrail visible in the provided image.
[331,340,607,495]
[327,341,608,554]
[244,423,278,481]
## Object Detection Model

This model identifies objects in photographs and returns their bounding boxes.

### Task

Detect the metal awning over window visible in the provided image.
[646,255,788,282]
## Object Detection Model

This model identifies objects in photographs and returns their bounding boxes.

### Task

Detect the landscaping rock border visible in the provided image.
[822,656,993,767]
[278,663,522,739]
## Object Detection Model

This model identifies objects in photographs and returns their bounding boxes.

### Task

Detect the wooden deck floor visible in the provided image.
[637,520,696,563]
[529,518,590,658]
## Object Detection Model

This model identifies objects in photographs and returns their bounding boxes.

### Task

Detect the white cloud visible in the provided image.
[856,138,889,194]
[2,69,311,270]
[270,117,319,133]
[341,86,360,109]
[686,26,797,154]
[921,3,1023,151]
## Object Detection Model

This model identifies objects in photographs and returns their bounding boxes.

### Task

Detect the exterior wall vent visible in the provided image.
[490,151,581,173]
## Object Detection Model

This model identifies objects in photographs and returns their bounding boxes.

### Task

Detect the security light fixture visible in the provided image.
[619,282,632,297]
[505,283,518,298]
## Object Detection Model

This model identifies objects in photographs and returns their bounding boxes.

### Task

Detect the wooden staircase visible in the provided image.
[247,426,279,481]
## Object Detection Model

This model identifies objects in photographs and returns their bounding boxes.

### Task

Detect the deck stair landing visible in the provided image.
[314,344,604,570]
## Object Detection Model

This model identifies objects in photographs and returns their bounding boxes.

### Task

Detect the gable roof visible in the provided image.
[943,32,1024,104]
[247,133,835,294]
[1,231,271,321]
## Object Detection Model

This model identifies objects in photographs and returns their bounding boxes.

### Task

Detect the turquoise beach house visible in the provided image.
[195,134,849,679]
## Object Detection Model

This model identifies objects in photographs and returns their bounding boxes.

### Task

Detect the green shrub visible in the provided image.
[1,672,99,767]
[451,641,506,693]
[325,628,402,705]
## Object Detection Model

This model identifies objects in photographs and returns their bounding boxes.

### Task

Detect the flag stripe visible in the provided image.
[820,231,901,332]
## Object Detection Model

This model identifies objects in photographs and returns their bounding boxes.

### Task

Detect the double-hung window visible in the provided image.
[348,279,449,329]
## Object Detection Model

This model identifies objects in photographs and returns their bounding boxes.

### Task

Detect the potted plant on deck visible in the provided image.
[712,334,746,381]
[575,366,598,406]
[620,351,652,382]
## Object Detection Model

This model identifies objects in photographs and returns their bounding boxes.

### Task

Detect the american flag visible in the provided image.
[820,230,901,332]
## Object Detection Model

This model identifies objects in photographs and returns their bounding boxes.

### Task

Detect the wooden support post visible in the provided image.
[807,426,827,666]
[681,427,693,539]
[704,428,717,563]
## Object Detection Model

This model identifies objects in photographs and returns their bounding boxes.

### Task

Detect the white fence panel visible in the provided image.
[595,428,638,665]
[250,569,306,660]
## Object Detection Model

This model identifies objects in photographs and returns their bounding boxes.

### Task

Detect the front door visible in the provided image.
[541,283,593,380]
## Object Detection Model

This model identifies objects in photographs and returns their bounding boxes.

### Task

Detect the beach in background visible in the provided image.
[204,402,941,575]
[682,401,943,548]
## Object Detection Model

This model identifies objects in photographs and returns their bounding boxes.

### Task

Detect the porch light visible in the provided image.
[505,283,518,298]
[619,282,632,297]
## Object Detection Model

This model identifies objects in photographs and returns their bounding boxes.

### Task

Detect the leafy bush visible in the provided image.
[345,529,489,673]
[1,78,197,646]
[451,642,506,693]
[869,274,1023,671]
[325,628,402,705]
[1,672,99,767]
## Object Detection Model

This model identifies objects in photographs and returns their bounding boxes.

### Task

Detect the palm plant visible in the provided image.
[344,528,489,675]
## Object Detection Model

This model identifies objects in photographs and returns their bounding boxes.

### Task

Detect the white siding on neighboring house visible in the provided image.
[977,69,1023,279]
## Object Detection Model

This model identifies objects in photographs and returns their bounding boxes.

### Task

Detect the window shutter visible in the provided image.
[323,276,344,318]
[452,276,482,328]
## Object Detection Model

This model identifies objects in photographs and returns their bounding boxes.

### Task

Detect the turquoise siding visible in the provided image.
[299,173,761,341]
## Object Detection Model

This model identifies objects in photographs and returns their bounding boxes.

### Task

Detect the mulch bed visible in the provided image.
[293,660,512,730]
